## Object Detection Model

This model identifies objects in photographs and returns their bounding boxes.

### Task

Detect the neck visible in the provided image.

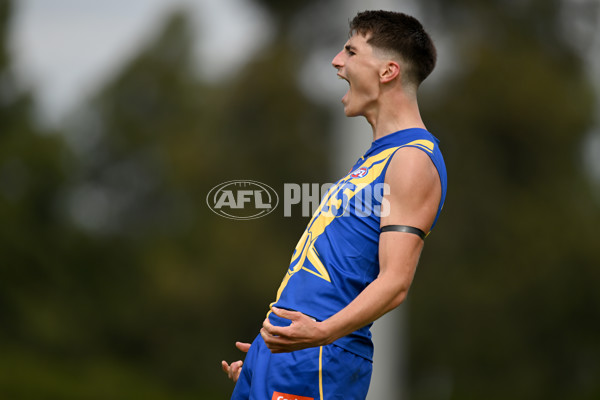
[365,90,426,141]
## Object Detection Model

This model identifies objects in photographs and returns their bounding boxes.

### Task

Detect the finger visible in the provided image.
[230,360,243,381]
[263,315,295,338]
[221,360,230,374]
[271,306,300,321]
[262,317,278,335]
[261,326,292,348]
[261,327,278,345]
[235,342,251,353]
[262,338,294,354]
[262,320,287,338]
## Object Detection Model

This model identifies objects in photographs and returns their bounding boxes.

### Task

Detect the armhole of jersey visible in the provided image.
[379,147,403,182]
[382,144,445,231]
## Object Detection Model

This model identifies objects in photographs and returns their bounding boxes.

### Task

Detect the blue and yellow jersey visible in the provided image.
[270,128,448,361]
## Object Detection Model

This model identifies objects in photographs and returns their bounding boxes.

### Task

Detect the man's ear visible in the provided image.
[380,61,400,83]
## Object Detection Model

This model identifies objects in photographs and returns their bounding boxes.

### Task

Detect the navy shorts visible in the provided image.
[231,333,372,400]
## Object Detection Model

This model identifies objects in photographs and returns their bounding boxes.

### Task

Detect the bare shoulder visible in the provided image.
[382,146,442,231]
[386,146,440,190]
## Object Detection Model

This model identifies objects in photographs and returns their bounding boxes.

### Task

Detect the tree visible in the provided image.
[407,1,600,398]
[56,6,332,398]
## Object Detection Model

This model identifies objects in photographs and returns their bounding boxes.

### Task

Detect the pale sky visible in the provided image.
[9,0,599,185]
[10,0,273,125]
[8,0,446,128]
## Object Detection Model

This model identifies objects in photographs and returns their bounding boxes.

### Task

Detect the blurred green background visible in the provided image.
[1,0,599,398]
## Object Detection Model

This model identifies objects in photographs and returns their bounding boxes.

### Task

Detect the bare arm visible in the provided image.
[261,147,442,352]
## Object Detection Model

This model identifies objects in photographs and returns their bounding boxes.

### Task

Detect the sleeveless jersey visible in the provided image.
[270,128,448,361]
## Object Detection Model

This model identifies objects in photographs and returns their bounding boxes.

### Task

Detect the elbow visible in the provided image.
[388,288,409,310]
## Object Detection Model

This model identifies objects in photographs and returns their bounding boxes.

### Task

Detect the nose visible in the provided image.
[331,50,344,70]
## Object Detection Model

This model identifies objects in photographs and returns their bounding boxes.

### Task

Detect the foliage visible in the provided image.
[1,2,331,398]
[409,0,600,399]
[1,0,598,398]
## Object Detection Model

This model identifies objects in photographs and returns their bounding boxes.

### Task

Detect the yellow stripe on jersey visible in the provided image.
[404,139,434,154]
[319,346,324,400]
[270,146,400,309]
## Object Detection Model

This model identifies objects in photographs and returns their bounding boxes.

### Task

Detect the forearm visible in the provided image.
[319,235,423,345]
[261,237,422,353]
[319,273,409,345]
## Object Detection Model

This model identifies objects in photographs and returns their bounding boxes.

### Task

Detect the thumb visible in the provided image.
[236,342,251,353]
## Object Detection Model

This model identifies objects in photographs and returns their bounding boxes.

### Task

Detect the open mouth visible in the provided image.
[337,74,350,103]
[337,73,349,84]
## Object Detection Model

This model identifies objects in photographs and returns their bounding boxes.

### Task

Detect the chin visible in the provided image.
[341,97,364,117]
[341,101,353,115]
[343,106,360,117]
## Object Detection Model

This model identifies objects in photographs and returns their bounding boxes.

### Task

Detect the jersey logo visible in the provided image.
[351,167,368,178]
[272,392,313,400]
[270,146,400,309]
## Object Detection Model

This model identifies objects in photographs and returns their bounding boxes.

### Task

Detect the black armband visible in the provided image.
[380,225,427,240]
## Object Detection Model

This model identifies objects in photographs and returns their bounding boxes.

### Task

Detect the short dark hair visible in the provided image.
[350,10,437,86]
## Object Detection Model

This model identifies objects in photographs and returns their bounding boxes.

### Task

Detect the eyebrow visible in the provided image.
[345,44,357,53]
